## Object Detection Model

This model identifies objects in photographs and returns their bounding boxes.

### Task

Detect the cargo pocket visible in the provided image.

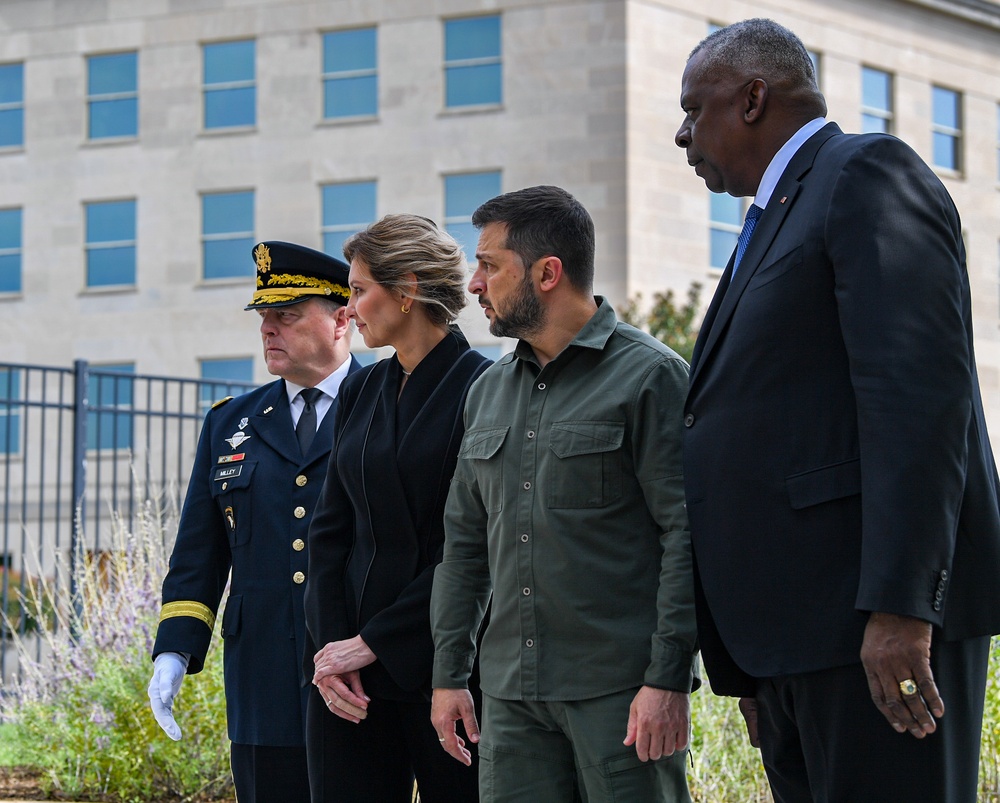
[547,421,624,508]
[460,427,509,513]
[211,461,257,546]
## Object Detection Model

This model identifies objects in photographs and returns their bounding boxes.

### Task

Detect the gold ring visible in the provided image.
[899,679,918,696]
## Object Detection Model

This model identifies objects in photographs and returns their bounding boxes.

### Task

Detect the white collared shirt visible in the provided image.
[284,357,352,430]
[753,117,827,210]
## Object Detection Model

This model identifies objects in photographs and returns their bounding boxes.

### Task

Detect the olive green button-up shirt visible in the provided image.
[431,298,698,701]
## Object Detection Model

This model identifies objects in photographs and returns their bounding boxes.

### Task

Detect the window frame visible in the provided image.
[201,190,255,281]
[321,180,377,259]
[86,363,135,453]
[0,366,20,455]
[321,27,378,121]
[0,206,22,295]
[860,66,893,135]
[443,170,502,259]
[84,198,137,289]
[443,15,503,110]
[931,85,963,173]
[86,51,139,141]
[202,39,257,131]
[708,192,745,271]
[0,62,24,149]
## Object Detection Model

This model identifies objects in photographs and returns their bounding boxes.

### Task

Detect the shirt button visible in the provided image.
[293,571,305,584]
[295,474,308,487]
[527,431,535,439]
[520,534,529,542]
[684,413,695,427]
[292,538,305,552]
[522,587,531,596]
[537,383,546,390]
[523,481,531,491]
[525,639,534,647]
[294,506,306,519]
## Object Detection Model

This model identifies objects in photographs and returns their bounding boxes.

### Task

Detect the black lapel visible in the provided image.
[251,381,299,463]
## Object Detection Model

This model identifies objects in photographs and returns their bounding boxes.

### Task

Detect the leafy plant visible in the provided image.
[0,500,232,802]
[619,282,703,363]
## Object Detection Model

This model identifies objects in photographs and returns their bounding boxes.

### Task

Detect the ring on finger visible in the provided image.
[899,678,918,696]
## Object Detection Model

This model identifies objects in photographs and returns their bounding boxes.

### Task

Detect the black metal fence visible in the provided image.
[0,360,256,680]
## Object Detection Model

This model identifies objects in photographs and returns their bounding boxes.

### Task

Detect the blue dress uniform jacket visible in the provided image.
[154,358,361,746]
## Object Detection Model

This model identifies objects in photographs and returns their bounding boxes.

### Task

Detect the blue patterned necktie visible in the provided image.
[295,387,324,455]
[732,203,764,277]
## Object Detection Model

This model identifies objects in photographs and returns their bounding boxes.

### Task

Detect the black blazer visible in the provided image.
[304,330,490,700]
[683,123,1000,696]
[154,356,362,745]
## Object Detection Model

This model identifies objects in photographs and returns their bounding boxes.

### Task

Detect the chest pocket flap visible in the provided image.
[210,461,257,496]
[460,427,509,513]
[548,421,624,508]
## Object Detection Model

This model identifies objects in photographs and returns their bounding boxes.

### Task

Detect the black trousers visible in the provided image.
[755,635,990,803]
[305,684,480,803]
[230,742,310,803]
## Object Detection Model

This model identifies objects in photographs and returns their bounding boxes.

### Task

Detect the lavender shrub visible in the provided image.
[0,498,232,802]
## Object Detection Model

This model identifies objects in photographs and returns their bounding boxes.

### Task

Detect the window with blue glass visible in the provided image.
[88,52,138,139]
[323,28,377,119]
[0,367,20,454]
[444,171,501,258]
[861,67,893,134]
[199,357,254,415]
[87,364,134,451]
[85,200,136,288]
[444,16,502,108]
[0,208,22,294]
[709,193,743,270]
[202,191,254,280]
[322,181,376,258]
[203,40,256,129]
[932,86,962,172]
[0,63,24,148]
[808,51,821,87]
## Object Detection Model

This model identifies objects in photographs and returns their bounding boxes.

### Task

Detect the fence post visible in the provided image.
[70,359,88,624]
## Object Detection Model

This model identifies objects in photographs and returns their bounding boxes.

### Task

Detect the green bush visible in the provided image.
[0,501,233,802]
[688,640,1000,803]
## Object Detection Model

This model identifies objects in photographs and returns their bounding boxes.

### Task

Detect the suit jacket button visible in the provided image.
[294,506,306,519]
[293,571,305,584]
[295,474,308,487]
[940,570,949,580]
[932,601,941,611]
[292,539,305,552]
[684,413,695,427]
[935,590,943,601]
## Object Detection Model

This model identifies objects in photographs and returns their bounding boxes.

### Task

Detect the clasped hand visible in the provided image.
[313,635,376,724]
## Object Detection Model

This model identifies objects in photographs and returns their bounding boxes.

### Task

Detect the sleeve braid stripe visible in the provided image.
[159,600,216,630]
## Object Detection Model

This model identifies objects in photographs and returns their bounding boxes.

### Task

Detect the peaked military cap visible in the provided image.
[244,241,351,309]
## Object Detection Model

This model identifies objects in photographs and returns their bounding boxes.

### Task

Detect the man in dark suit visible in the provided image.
[148,241,360,803]
[676,18,1000,802]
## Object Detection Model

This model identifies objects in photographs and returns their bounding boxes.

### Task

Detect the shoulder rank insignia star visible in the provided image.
[225,431,252,450]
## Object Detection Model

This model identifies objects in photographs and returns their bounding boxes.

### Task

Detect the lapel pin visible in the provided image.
[780,196,787,204]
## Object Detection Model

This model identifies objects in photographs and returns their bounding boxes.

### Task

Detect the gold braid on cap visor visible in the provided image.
[249,273,351,306]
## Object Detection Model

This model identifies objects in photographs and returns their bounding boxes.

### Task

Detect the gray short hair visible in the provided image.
[692,18,818,92]
[342,214,468,326]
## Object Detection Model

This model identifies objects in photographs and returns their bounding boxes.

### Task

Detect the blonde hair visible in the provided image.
[343,214,468,326]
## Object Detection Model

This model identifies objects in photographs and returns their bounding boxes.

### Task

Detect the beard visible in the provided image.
[488,269,545,340]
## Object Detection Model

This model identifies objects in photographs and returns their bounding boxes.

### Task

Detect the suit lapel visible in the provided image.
[252,382,299,464]
[689,124,841,388]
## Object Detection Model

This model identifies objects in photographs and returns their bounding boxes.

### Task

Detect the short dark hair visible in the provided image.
[692,18,818,93]
[472,185,595,292]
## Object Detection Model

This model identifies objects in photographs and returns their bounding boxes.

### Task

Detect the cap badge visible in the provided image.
[254,243,272,274]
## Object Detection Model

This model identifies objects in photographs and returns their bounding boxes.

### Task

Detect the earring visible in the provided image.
[401,304,410,314]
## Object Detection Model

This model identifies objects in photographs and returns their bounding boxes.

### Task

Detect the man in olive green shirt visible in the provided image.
[430,185,697,802]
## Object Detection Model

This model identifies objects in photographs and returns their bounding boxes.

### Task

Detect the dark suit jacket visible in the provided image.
[304,330,490,700]
[683,122,1000,697]
[154,356,362,745]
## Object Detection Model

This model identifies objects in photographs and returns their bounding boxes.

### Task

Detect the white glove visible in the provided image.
[148,652,189,740]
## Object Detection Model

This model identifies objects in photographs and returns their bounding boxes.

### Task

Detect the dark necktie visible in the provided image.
[295,388,324,455]
[732,203,764,277]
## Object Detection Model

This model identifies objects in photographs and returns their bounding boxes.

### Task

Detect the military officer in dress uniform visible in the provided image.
[148,240,360,803]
